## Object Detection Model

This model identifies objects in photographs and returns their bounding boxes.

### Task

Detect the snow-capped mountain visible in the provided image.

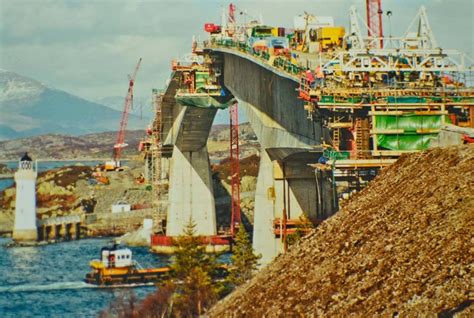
[0,70,45,103]
[0,70,148,140]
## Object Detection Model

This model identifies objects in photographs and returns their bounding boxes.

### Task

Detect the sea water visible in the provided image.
[0,237,169,317]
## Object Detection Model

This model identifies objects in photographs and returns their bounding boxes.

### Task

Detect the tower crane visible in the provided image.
[107,58,142,170]
[229,101,241,236]
[366,0,384,47]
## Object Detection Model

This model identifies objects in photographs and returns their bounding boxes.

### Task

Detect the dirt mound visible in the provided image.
[213,154,260,181]
[209,145,474,317]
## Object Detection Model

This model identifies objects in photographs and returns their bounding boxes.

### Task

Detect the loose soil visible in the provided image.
[209,145,474,317]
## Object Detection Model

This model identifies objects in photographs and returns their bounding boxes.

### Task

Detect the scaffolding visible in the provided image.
[150,90,165,233]
[229,102,241,236]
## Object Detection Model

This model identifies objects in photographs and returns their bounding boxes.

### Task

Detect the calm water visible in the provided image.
[0,238,169,317]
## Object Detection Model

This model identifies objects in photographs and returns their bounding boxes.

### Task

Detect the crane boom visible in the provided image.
[366,0,383,48]
[113,57,142,163]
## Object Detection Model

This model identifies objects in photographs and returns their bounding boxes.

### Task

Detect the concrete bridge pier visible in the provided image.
[165,105,218,237]
[236,100,335,265]
[166,146,216,236]
[38,216,82,242]
[218,49,336,264]
[252,144,333,264]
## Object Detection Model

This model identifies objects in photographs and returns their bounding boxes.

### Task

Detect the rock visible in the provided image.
[241,176,257,192]
[208,145,474,317]
[116,219,153,247]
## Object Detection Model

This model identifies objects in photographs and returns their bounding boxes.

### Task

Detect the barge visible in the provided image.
[84,245,170,286]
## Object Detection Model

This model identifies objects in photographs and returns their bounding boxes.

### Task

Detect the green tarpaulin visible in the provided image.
[375,113,450,150]
[387,96,426,103]
[175,94,236,109]
[377,134,438,151]
[375,114,444,132]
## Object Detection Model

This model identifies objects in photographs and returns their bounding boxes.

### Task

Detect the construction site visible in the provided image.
[1,1,472,316]
[133,0,473,267]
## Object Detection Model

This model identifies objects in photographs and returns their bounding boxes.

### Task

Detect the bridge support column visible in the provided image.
[55,225,61,240]
[59,224,66,238]
[46,226,54,241]
[253,151,279,265]
[166,146,216,236]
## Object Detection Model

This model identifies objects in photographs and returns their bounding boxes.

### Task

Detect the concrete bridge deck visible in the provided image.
[153,44,336,264]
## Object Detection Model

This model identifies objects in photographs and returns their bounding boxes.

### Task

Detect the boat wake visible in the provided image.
[0,281,156,293]
[0,281,96,293]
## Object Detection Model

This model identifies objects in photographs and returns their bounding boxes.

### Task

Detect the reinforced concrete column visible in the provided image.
[59,224,66,238]
[166,146,216,236]
[253,151,280,265]
[47,226,54,241]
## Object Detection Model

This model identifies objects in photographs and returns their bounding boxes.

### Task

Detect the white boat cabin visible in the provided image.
[101,246,133,268]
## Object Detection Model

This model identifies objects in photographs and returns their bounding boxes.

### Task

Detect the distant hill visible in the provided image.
[96,95,153,119]
[0,130,146,160]
[0,70,148,140]
[0,124,260,160]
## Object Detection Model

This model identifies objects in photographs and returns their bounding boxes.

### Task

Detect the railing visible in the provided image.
[207,39,304,77]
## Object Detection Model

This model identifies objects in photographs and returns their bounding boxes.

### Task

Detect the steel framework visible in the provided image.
[114,58,142,162]
[229,101,241,236]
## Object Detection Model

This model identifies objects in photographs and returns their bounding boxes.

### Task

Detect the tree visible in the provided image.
[104,218,224,317]
[99,290,139,318]
[228,225,261,287]
[137,281,177,318]
[170,218,222,316]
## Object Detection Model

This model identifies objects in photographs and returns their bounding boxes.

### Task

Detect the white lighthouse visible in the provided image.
[12,153,38,242]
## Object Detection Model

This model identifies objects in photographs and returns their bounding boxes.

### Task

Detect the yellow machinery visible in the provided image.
[317,27,345,50]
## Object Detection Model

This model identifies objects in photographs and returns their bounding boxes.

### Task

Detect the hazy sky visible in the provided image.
[1,0,473,102]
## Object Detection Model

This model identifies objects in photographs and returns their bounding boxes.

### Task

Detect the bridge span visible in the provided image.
[144,46,336,264]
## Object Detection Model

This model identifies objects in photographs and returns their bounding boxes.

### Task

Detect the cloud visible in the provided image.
[0,0,472,101]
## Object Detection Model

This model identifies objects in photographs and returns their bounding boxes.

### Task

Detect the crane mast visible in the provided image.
[229,101,241,236]
[366,0,383,48]
[113,58,142,164]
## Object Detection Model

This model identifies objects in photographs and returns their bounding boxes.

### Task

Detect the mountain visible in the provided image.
[0,124,260,160]
[96,95,153,119]
[0,130,146,160]
[0,70,149,140]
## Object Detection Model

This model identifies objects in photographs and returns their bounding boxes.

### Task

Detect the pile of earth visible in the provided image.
[212,154,260,230]
[209,145,474,316]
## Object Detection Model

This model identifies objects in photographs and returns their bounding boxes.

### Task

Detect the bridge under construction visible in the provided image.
[139,2,474,264]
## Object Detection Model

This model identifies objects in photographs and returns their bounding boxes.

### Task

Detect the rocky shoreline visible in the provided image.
[0,154,259,241]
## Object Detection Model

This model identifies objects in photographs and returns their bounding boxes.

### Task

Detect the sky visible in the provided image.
[0,0,473,102]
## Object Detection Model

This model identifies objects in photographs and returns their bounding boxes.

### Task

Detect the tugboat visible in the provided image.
[84,244,170,286]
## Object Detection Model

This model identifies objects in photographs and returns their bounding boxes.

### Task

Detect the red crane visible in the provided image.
[227,3,236,37]
[113,58,142,164]
[366,0,384,47]
[229,101,241,236]
[228,3,236,24]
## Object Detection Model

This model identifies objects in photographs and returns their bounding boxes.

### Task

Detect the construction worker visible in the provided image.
[305,69,315,88]
[315,66,325,87]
